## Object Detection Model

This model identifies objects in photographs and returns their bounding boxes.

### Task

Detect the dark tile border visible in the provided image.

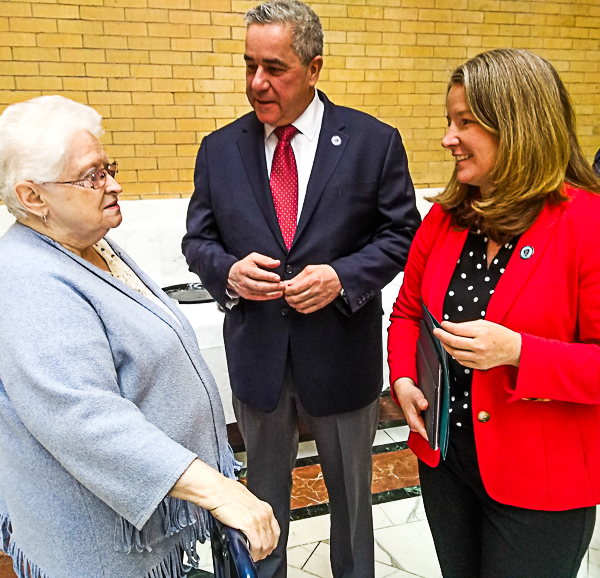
[372,441,409,454]
[372,485,422,505]
[290,485,422,521]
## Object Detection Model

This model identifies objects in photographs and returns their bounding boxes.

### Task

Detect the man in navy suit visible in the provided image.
[182,2,420,576]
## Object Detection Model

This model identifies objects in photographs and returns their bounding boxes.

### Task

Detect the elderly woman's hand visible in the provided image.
[393,377,429,441]
[434,320,521,370]
[206,476,280,562]
[169,459,279,561]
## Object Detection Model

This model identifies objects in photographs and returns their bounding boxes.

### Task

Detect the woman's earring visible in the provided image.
[41,213,48,225]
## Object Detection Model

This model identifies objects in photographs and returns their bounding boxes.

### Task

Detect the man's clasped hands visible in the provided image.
[227,251,342,314]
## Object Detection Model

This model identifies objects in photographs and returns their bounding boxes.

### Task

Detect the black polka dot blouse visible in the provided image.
[442,230,520,431]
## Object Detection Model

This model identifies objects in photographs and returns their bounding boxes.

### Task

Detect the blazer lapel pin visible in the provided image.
[331,135,342,146]
[520,246,534,260]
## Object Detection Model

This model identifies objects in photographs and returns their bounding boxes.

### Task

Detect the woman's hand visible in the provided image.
[393,377,429,441]
[207,476,280,562]
[169,459,280,561]
[434,319,521,370]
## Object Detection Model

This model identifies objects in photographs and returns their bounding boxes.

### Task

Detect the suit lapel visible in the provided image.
[487,201,563,324]
[292,92,348,248]
[237,114,287,252]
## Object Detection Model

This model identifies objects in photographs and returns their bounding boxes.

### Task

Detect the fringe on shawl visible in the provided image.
[3,448,237,578]
[141,528,206,578]
[224,443,242,480]
[0,511,11,554]
[115,444,239,555]
[115,497,212,554]
[7,525,206,578]
[7,540,50,578]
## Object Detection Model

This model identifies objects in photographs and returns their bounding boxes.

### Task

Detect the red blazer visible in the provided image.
[388,185,600,511]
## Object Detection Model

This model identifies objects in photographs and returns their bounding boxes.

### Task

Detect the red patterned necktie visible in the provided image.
[270,125,299,250]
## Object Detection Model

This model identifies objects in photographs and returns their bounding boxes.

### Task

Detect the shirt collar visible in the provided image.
[264,90,322,141]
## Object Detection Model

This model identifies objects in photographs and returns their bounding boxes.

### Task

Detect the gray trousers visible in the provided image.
[232,364,379,578]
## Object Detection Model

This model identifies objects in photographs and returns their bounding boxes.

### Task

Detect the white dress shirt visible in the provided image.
[264,90,324,222]
[225,91,325,306]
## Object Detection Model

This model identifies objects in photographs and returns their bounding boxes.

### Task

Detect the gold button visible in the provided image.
[477,411,491,423]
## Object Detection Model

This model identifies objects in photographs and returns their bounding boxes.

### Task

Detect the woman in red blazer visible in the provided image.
[388,48,600,578]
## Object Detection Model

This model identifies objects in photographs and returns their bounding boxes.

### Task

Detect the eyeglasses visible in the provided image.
[43,161,118,190]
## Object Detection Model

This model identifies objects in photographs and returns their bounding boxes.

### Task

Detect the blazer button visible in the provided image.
[285,265,293,274]
[281,308,289,316]
[477,411,491,423]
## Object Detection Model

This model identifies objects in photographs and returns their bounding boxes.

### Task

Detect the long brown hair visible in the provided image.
[431,48,600,243]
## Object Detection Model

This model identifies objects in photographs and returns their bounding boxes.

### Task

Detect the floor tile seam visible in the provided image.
[294,429,408,462]
[375,502,398,528]
[378,512,426,523]
[300,542,321,572]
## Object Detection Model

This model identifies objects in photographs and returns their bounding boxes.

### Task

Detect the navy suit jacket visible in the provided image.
[183,91,420,416]
[594,147,600,176]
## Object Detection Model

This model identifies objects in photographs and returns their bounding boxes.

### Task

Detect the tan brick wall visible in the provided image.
[1,0,599,197]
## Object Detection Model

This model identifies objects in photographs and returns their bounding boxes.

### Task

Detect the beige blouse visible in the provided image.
[92,238,181,326]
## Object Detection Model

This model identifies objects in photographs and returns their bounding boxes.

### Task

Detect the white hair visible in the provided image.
[0,95,104,219]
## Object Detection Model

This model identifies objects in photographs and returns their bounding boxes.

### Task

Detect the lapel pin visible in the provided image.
[331,135,342,146]
[520,246,534,260]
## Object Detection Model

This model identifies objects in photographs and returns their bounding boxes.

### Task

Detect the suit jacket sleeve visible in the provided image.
[182,137,238,306]
[329,128,421,314]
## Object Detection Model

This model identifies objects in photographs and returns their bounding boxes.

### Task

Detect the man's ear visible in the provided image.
[14,181,46,219]
[308,55,323,87]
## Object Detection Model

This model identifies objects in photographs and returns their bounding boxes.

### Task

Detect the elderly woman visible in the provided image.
[0,96,278,578]
[388,48,600,578]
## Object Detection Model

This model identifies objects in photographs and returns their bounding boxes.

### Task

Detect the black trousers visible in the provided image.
[418,426,595,578]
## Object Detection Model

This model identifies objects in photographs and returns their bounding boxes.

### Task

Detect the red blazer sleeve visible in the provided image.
[512,192,600,404]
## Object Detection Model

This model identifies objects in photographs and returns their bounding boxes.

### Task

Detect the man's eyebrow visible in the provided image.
[243,55,287,67]
[262,58,286,66]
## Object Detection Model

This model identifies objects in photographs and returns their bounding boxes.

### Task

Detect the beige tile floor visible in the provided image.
[194,499,600,577]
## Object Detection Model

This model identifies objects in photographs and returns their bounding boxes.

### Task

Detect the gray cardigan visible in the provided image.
[0,222,236,578]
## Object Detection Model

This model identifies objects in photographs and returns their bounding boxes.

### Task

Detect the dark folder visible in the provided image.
[416,300,450,459]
